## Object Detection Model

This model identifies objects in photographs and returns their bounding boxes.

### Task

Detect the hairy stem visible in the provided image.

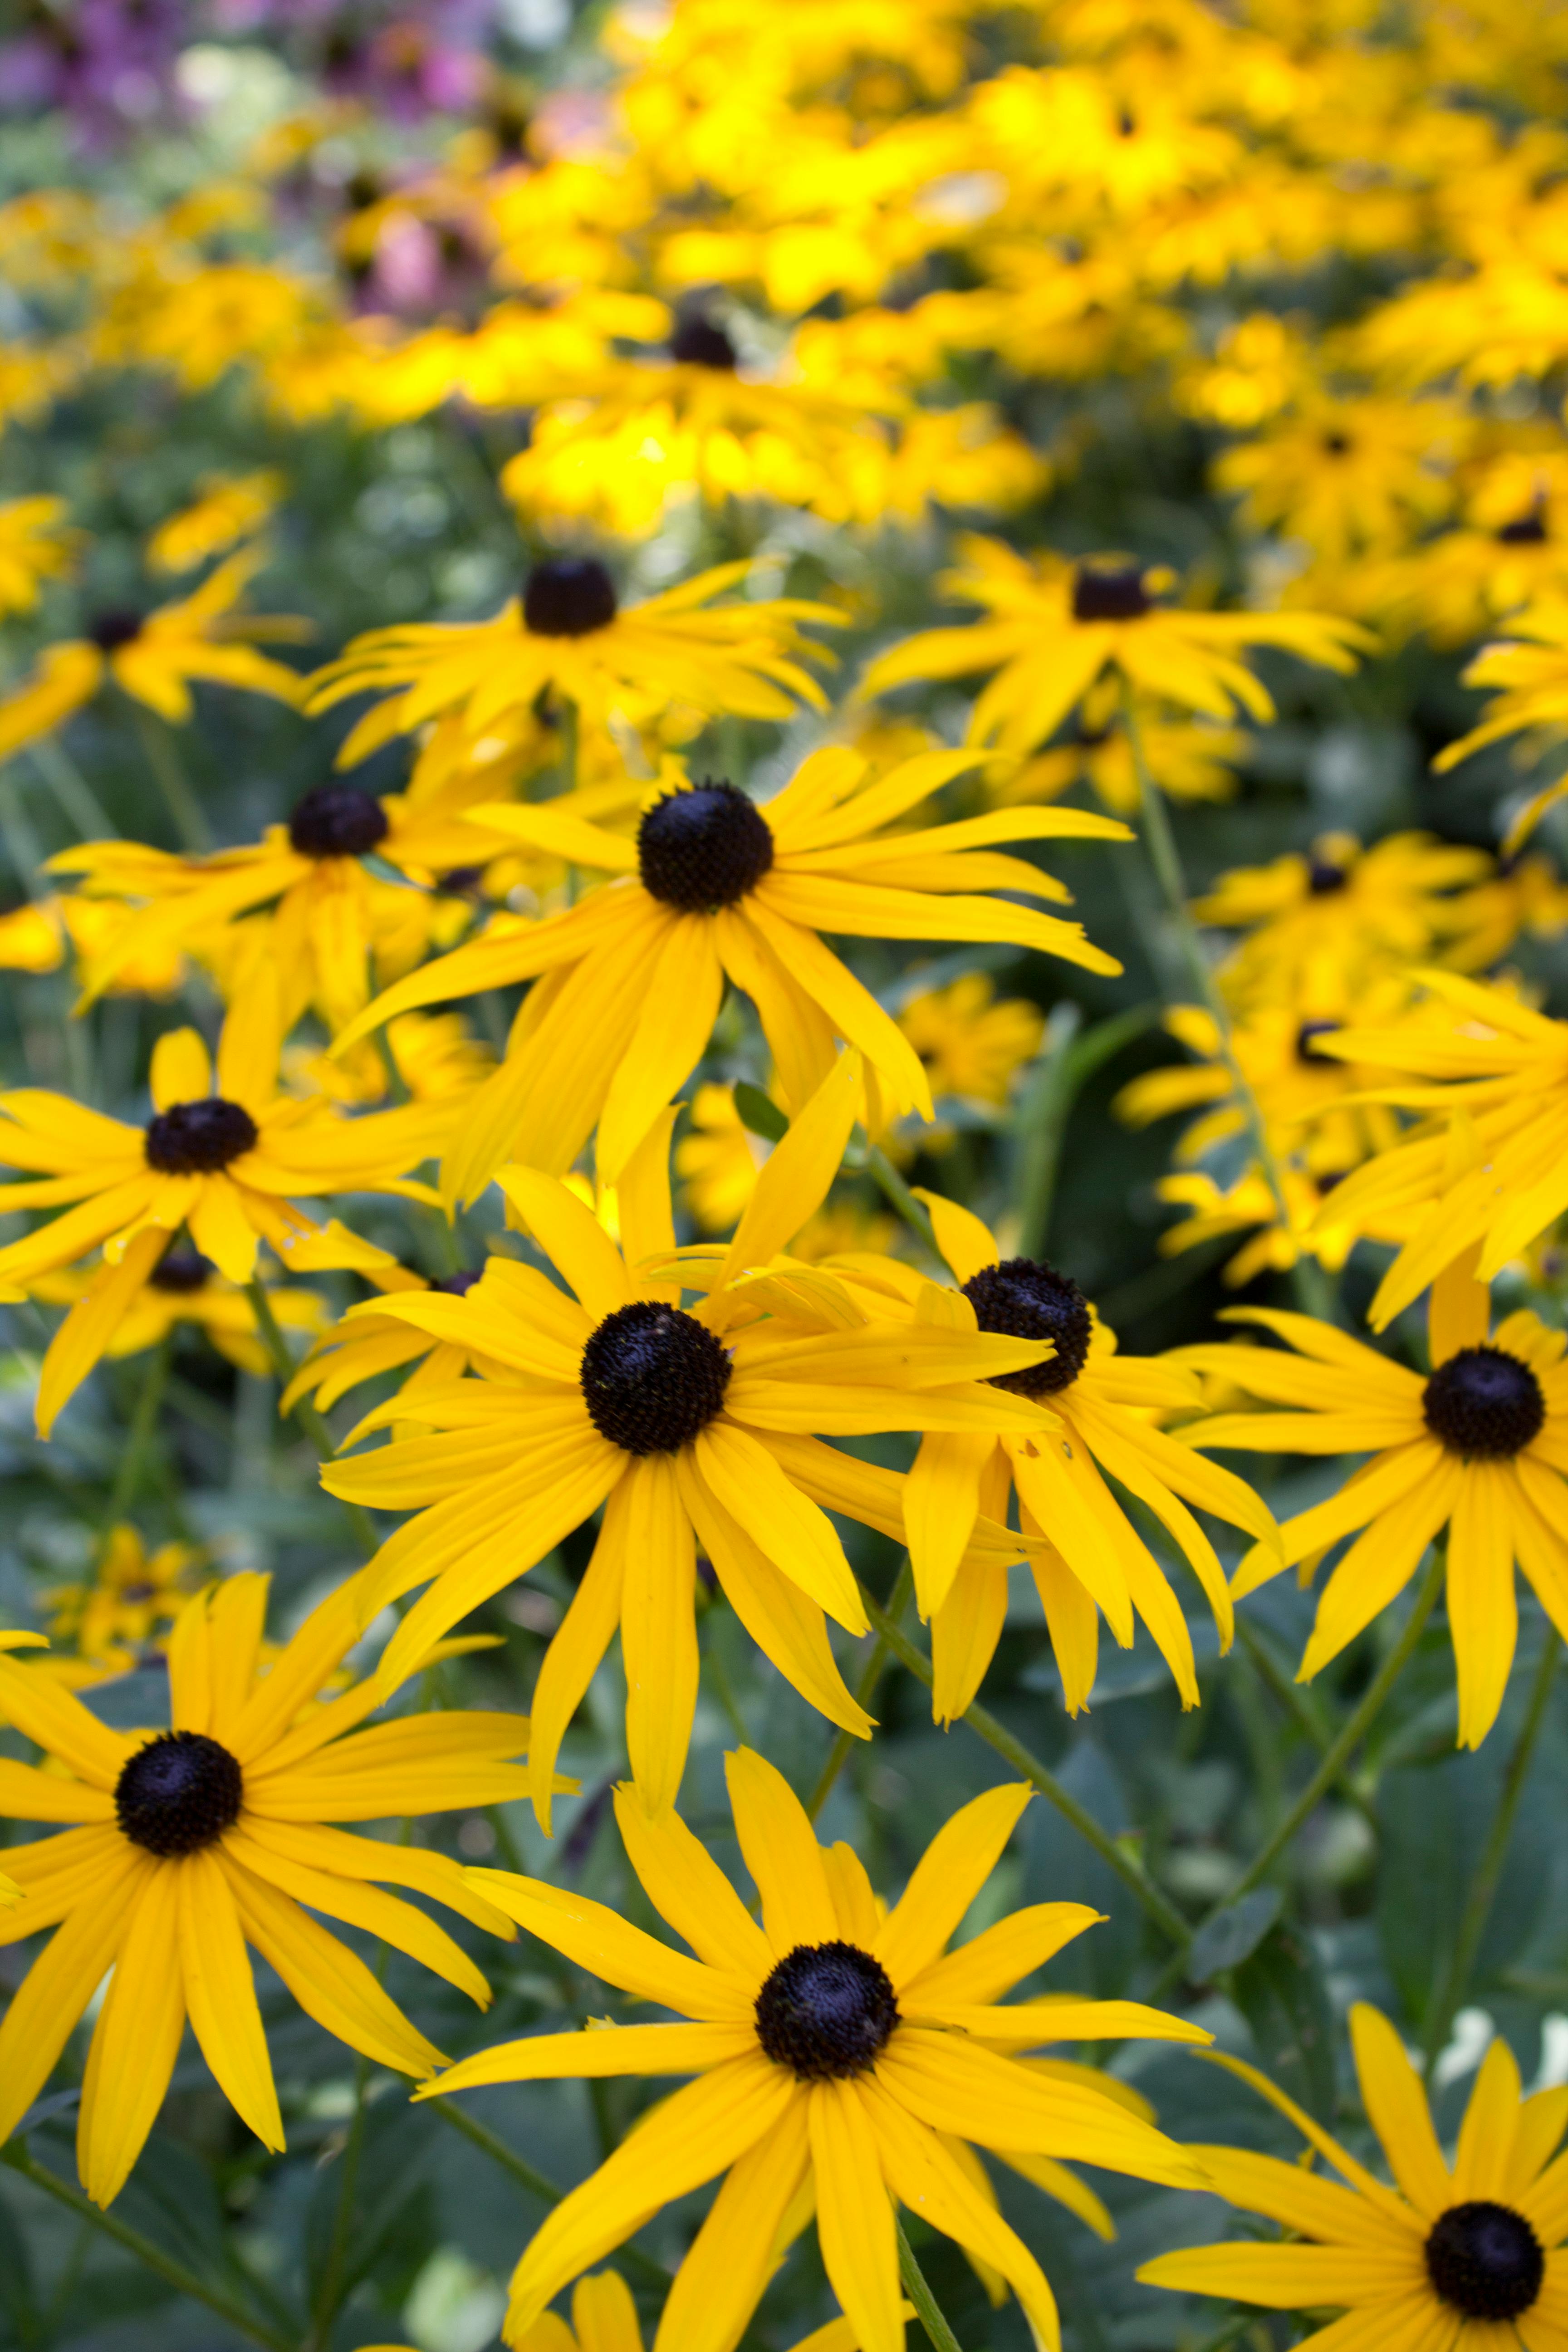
[1423,1628,1561,2074]
[807,1560,913,1823]
[897,2218,965,2352]
[244,1279,379,1557]
[106,1331,172,1524]
[863,1146,940,1258]
[857,1582,1190,1946]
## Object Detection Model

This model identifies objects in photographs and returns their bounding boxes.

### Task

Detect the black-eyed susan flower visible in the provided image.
[323,1058,1059,1820]
[0,547,308,766]
[1432,598,1568,848]
[280,1264,499,1430]
[858,535,1369,761]
[897,972,1044,1116]
[42,1522,201,1674]
[0,493,78,617]
[1141,2004,1568,2352]
[1176,1251,1568,1747]
[145,470,284,574]
[304,556,843,762]
[423,1759,1210,2352]
[0,970,453,1430]
[897,1194,1276,1720]
[333,744,1126,1198]
[0,1573,549,2207]
[1310,973,1568,1328]
[674,1083,775,1235]
[24,1243,328,1437]
[516,2267,908,2352]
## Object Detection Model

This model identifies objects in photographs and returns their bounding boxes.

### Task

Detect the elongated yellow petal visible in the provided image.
[725,1746,838,1952]
[78,1865,186,2206]
[180,1849,284,2151]
[810,2081,902,2352]
[652,2093,812,2352]
[621,1454,699,1814]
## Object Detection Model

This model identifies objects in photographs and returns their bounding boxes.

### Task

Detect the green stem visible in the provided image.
[1121,696,1332,1322]
[105,1332,172,1524]
[897,2219,964,2352]
[129,706,211,853]
[431,2101,669,2288]
[1422,1629,1561,2074]
[857,1582,1190,1947]
[27,737,115,841]
[1,2145,293,2352]
[863,1147,939,1258]
[1234,1617,1377,1830]
[1222,1550,1443,1907]
[308,2054,370,2349]
[807,1560,912,1822]
[243,1280,378,1558]
[1013,1003,1158,1261]
[702,1624,749,1744]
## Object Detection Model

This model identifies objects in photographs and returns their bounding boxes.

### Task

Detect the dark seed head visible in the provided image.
[1497,510,1548,546]
[523,556,618,638]
[1426,2202,1544,2319]
[88,608,145,652]
[288,781,389,860]
[1072,563,1150,623]
[149,1246,213,1294]
[144,1098,259,1175]
[755,1940,899,2080]
[431,1268,482,1295]
[1307,856,1348,894]
[580,1301,732,1454]
[115,1730,243,1858]
[1295,1019,1340,1064]
[638,782,774,912]
[1423,1344,1545,1460]
[671,315,739,370]
[1322,430,1352,456]
[961,1256,1092,1397]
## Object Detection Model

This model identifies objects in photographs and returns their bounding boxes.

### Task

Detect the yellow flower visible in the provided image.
[1310,972,1568,1327]
[145,470,285,574]
[1176,1250,1568,1747]
[43,1524,202,1672]
[0,547,308,767]
[1432,599,1568,849]
[423,1759,1210,2352]
[1141,2007,1568,2352]
[1191,833,1494,1015]
[49,776,517,1034]
[333,745,1126,1200]
[26,1244,328,1431]
[0,494,78,617]
[889,1194,1274,1718]
[0,970,452,1431]
[304,557,843,761]
[999,697,1248,817]
[0,1573,549,2205]
[1212,396,1460,562]
[1152,1165,1369,1289]
[281,1264,500,1430]
[518,2269,906,2352]
[858,535,1370,760]
[898,972,1044,1111]
[323,1057,1060,1822]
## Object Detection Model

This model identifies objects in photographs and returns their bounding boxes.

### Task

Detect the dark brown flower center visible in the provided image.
[1295,1019,1340,1064]
[638,782,774,911]
[431,1268,482,1295]
[288,782,389,859]
[148,1246,213,1294]
[755,1941,899,2080]
[961,1256,1092,1396]
[670,315,738,369]
[1426,2202,1543,2319]
[1307,857,1348,894]
[579,1302,732,1454]
[115,1730,243,1857]
[523,556,617,638]
[1423,1345,1545,1460]
[1497,510,1548,545]
[1072,563,1150,622]
[88,608,145,652]
[145,1098,259,1175]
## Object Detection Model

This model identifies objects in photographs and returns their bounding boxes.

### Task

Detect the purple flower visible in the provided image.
[0,0,185,145]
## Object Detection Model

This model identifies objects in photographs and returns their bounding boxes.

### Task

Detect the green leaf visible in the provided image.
[1187,1887,1284,1983]
[733,1083,789,1144]
[1231,1920,1337,2125]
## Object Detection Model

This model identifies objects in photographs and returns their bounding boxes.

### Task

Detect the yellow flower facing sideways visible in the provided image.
[1141,2007,1568,2352]
[0,1575,551,2207]
[890,1194,1276,1719]
[519,2269,908,2352]
[44,1523,201,1671]
[332,744,1126,1203]
[0,494,78,617]
[858,535,1370,761]
[0,969,453,1433]
[324,1057,1062,1821]
[0,546,308,767]
[146,470,285,574]
[1176,1250,1568,1748]
[424,1759,1211,2352]
[1433,598,1568,850]
[1311,973,1568,1329]
[305,555,843,761]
